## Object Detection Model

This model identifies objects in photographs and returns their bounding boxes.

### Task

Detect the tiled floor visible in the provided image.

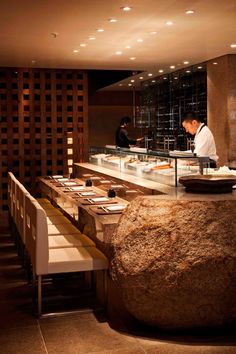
[0,225,236,354]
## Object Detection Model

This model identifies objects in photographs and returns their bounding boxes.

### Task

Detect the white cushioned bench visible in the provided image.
[24,194,108,316]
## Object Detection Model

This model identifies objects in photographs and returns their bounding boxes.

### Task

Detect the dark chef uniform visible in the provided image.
[115,127,136,148]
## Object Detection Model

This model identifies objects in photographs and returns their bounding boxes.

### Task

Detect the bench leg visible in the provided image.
[38,275,42,317]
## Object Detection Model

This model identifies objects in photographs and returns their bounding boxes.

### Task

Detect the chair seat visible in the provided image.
[44,209,63,216]
[37,198,50,204]
[47,247,108,274]
[48,233,95,249]
[48,223,81,235]
[46,215,70,225]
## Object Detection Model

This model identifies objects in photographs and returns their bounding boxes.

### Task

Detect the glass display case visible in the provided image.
[89,146,202,187]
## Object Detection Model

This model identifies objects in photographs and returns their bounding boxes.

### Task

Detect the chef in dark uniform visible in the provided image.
[115,116,142,148]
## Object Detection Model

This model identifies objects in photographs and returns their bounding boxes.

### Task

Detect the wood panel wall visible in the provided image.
[0,67,88,212]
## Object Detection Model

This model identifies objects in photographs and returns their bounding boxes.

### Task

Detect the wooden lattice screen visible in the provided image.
[0,67,88,212]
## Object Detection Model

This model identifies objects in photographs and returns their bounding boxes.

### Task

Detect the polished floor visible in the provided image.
[0,225,236,354]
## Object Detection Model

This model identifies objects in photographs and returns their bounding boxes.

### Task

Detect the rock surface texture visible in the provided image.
[110,196,236,329]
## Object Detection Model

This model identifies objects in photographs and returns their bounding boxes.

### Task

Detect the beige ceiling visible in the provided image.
[0,0,236,78]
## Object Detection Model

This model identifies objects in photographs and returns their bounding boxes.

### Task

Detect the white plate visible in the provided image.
[63,182,78,186]
[80,191,96,196]
[106,205,126,211]
[57,178,69,182]
[111,185,124,188]
[69,186,85,191]
[91,197,109,202]
[52,175,63,179]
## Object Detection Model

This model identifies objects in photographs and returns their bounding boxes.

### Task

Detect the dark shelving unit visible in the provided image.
[137,64,207,150]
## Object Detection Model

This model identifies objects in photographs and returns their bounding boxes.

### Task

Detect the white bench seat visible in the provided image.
[46,215,71,225]
[44,208,64,216]
[47,223,82,235]
[49,233,95,249]
[48,247,108,274]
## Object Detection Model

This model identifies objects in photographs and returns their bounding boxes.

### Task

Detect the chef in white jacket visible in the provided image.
[182,112,218,168]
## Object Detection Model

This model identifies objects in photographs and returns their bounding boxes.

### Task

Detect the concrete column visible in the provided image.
[207,54,236,167]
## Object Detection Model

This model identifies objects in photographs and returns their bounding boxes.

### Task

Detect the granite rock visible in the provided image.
[110,196,236,329]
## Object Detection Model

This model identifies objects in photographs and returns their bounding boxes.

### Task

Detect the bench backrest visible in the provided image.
[25,194,49,275]
[17,183,30,244]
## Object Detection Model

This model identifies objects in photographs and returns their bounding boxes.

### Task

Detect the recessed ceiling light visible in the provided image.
[174,77,178,80]
[129,57,136,60]
[128,83,132,86]
[197,66,202,69]
[89,37,96,40]
[159,69,164,73]
[213,62,218,65]
[183,61,189,65]
[121,6,132,11]
[31,59,36,64]
[80,43,86,47]
[125,45,131,49]
[109,18,117,23]
[115,51,122,55]
[97,28,104,32]
[137,39,143,42]
[118,84,123,86]
[166,21,173,26]
[170,65,175,69]
[186,70,191,73]
[148,73,153,77]
[51,32,59,38]
[130,79,135,82]
[73,49,79,53]
[230,44,236,48]
[152,80,156,83]
[139,76,144,79]
[163,77,167,80]
[150,31,157,35]
[185,10,195,14]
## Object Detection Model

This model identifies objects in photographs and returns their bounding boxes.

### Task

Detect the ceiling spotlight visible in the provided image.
[97,28,104,32]
[121,6,132,11]
[80,43,86,47]
[89,37,96,40]
[186,70,191,73]
[128,83,132,86]
[51,32,59,38]
[118,83,123,86]
[137,39,143,42]
[109,18,117,22]
[131,79,135,82]
[163,77,167,80]
[159,69,164,73]
[230,44,236,48]
[185,10,195,14]
[170,65,175,69]
[183,61,189,64]
[125,45,131,49]
[213,62,218,65]
[115,51,122,55]
[174,77,178,80]
[73,49,79,53]
[152,80,156,83]
[31,59,36,64]
[150,31,157,35]
[139,76,144,79]
[148,73,153,77]
[166,21,173,26]
[197,66,202,69]
[129,57,136,60]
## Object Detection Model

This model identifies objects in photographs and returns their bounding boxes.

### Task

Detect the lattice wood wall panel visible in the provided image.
[0,68,88,212]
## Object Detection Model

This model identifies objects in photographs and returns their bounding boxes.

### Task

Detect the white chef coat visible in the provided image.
[194,123,218,161]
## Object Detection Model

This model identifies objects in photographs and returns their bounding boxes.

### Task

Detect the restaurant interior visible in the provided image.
[1,1,236,353]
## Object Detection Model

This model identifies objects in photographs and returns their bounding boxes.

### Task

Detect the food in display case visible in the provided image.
[89,147,200,187]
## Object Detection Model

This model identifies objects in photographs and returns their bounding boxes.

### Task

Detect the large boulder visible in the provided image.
[110,196,236,329]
